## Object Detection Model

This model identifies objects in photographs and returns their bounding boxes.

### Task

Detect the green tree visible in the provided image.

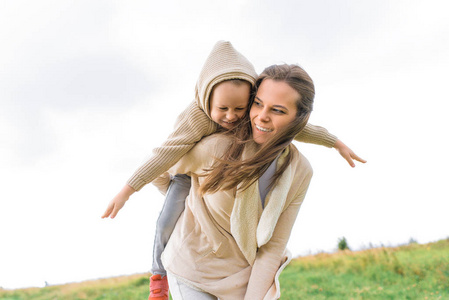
[338,237,350,251]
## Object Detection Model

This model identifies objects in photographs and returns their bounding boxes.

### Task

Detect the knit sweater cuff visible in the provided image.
[294,123,338,148]
[127,176,147,192]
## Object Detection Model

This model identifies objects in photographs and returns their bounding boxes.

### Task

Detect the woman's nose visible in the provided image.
[258,108,270,122]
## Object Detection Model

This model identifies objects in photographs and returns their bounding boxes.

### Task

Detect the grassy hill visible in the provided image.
[1,239,448,299]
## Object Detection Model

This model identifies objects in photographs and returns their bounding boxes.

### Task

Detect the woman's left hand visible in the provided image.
[334,139,366,168]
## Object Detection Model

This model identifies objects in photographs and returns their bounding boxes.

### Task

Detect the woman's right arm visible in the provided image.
[245,165,313,300]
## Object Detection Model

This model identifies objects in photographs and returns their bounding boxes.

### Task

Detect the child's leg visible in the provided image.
[167,275,218,300]
[151,174,191,277]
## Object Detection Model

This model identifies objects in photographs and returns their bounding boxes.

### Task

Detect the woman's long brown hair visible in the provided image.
[199,64,315,195]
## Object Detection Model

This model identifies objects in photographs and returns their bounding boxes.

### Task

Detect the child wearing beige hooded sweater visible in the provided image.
[102,41,365,300]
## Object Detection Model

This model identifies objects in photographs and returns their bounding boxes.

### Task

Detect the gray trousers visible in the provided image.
[151,174,191,276]
[168,275,219,300]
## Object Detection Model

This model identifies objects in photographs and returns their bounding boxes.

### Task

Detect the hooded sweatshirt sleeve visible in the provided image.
[127,102,216,191]
[294,123,338,148]
[127,41,258,191]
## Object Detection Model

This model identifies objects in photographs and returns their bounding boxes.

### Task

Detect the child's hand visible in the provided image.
[334,139,367,168]
[102,185,136,219]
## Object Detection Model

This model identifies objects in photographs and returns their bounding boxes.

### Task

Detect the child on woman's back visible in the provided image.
[102,41,365,300]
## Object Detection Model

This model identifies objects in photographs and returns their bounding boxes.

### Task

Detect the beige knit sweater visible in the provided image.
[127,41,337,191]
[156,133,313,300]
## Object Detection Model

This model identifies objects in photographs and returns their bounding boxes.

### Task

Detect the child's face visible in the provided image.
[209,81,251,129]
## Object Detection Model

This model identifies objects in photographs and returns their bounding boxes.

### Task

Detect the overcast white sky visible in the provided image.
[1,0,448,290]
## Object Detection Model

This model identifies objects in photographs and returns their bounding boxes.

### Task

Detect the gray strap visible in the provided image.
[258,156,280,208]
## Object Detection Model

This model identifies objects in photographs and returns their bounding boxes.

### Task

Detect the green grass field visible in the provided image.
[1,239,448,299]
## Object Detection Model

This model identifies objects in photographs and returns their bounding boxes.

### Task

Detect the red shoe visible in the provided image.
[149,274,169,300]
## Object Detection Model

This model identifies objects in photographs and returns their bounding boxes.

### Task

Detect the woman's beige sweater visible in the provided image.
[155,133,313,300]
[127,41,336,191]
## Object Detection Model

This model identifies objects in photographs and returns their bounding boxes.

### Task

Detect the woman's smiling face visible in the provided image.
[250,79,299,144]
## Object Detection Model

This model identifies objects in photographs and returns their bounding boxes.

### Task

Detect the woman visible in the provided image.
[154,63,315,300]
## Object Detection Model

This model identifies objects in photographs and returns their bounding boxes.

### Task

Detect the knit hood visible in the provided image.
[195,41,258,119]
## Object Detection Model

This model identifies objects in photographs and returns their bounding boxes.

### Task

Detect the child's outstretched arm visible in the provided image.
[295,123,338,148]
[294,123,366,167]
[127,102,216,190]
[102,101,216,218]
[333,139,366,168]
[102,184,135,219]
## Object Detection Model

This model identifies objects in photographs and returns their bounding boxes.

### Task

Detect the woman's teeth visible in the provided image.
[256,124,273,132]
